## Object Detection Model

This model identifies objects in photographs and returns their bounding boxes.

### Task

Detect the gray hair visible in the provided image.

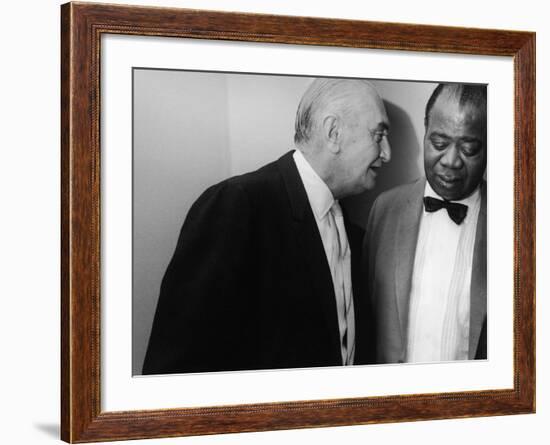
[294,78,376,146]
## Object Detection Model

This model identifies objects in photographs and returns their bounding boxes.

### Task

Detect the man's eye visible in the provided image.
[460,142,482,156]
[430,139,448,149]
[373,132,386,144]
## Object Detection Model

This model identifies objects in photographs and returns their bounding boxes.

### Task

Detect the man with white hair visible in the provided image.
[143,78,391,375]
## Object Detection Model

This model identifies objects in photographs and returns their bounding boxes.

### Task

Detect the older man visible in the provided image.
[365,83,487,364]
[143,78,391,374]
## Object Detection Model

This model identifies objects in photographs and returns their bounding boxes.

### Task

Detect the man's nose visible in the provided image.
[440,145,463,169]
[380,138,391,163]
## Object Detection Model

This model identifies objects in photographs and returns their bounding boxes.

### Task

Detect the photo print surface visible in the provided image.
[132,69,487,376]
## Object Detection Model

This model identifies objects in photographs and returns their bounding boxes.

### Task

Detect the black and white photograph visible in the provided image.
[132,71,487,376]
[5,0,545,443]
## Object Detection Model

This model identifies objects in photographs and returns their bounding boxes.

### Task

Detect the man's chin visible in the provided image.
[427,175,463,200]
[364,170,378,190]
[363,179,376,193]
[349,181,374,197]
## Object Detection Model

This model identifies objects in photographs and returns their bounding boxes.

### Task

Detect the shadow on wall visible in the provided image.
[342,99,423,228]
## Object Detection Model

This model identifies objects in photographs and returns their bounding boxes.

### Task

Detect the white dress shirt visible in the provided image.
[293,150,355,365]
[406,181,481,363]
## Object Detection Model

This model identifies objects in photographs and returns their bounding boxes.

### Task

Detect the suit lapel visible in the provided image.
[394,179,425,347]
[469,182,487,358]
[276,151,342,363]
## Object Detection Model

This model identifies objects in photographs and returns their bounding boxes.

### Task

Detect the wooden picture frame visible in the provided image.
[61,1,535,442]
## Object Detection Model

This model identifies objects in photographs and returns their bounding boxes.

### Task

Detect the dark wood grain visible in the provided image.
[61,2,536,443]
[514,33,536,410]
[60,3,70,441]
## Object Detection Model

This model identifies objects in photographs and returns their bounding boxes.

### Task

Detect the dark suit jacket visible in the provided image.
[142,151,372,374]
[364,178,487,364]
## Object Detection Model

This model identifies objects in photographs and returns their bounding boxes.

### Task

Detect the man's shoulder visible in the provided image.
[373,178,425,212]
[226,156,284,191]
[194,152,292,208]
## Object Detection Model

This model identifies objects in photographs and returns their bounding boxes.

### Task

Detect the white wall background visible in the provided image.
[0,0,545,444]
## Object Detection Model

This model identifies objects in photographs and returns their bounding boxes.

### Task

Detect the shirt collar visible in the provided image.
[424,178,481,208]
[293,149,335,220]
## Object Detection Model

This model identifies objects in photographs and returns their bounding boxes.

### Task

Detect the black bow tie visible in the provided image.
[423,196,468,225]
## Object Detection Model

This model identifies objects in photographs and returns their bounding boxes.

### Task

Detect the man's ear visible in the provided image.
[322,115,341,154]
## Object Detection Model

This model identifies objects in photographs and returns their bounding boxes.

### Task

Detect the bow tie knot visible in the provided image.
[423,196,468,225]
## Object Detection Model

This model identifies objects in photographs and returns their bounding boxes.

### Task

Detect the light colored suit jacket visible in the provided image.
[364,178,487,363]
